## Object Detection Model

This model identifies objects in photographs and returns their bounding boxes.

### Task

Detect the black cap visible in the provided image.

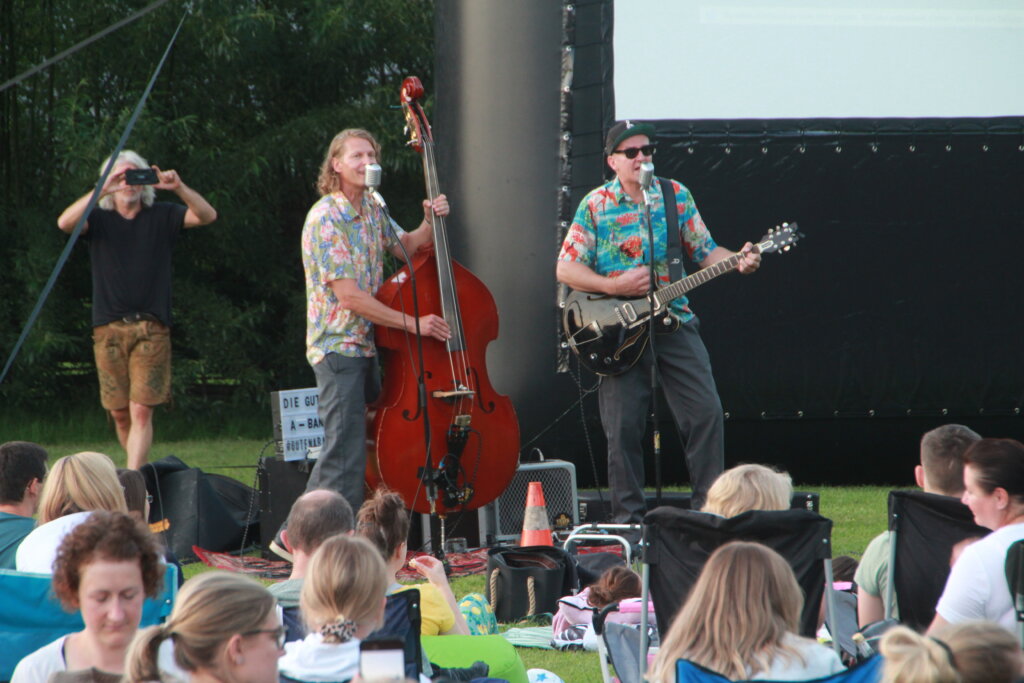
[604,120,656,156]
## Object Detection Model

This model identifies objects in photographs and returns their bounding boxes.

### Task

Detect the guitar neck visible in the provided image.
[656,252,743,305]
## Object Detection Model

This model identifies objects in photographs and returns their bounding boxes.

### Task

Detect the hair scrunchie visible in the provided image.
[320,617,357,644]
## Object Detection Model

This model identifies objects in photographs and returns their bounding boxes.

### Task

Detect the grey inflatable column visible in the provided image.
[433,1,565,455]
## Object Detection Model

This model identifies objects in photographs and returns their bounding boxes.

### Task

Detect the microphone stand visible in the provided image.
[640,179,664,510]
[375,193,445,562]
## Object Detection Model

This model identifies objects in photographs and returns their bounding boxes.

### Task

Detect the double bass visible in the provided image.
[367,76,520,515]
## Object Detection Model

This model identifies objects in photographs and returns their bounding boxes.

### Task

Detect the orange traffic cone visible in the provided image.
[520,481,553,546]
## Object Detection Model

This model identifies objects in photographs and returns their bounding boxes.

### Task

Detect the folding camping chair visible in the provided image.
[673,655,884,683]
[0,564,178,680]
[636,507,841,681]
[594,603,645,683]
[885,490,988,630]
[564,522,642,565]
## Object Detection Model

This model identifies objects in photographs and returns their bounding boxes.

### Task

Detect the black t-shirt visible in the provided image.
[84,202,187,328]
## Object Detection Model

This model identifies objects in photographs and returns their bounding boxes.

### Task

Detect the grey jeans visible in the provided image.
[598,318,724,522]
[305,353,381,511]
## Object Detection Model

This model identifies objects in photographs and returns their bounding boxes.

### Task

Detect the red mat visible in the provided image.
[193,546,491,582]
[192,547,292,580]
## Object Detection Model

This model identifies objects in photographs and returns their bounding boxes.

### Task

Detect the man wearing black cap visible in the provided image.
[557,120,760,521]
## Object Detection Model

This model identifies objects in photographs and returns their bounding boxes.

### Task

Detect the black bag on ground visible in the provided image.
[485,546,577,621]
[141,455,259,561]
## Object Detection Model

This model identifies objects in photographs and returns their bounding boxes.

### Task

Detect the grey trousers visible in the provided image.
[305,353,381,512]
[598,318,724,522]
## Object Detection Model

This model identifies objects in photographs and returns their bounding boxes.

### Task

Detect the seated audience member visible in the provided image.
[117,468,183,588]
[929,438,1024,634]
[879,626,958,683]
[700,464,792,517]
[270,489,354,610]
[278,534,429,683]
[16,451,127,573]
[116,468,150,524]
[648,542,844,682]
[0,440,48,568]
[856,424,981,626]
[357,488,470,636]
[940,620,1023,683]
[552,565,650,650]
[11,510,164,682]
[125,571,283,683]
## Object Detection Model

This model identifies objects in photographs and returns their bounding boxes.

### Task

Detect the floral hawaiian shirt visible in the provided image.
[302,192,405,364]
[558,176,716,322]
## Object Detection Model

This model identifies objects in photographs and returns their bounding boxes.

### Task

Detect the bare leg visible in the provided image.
[110,407,132,451]
[126,401,154,470]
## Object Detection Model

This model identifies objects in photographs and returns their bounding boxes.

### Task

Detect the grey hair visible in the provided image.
[97,150,155,209]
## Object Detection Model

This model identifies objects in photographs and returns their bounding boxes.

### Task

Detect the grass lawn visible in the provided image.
[26,435,895,683]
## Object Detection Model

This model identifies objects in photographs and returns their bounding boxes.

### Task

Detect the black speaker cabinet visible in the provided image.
[258,456,313,555]
[478,459,579,545]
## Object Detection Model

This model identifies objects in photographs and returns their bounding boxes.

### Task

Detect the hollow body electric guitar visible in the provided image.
[562,222,801,377]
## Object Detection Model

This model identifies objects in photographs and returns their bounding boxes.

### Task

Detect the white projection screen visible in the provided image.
[613,1,1024,120]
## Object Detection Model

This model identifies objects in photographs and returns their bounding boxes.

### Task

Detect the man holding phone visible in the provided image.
[57,150,217,469]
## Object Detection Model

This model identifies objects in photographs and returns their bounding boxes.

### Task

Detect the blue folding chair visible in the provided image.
[675,655,883,683]
[0,564,177,680]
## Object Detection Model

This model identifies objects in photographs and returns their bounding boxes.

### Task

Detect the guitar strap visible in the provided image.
[659,177,684,283]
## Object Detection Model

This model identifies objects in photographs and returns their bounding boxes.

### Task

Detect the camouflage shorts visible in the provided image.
[92,320,171,411]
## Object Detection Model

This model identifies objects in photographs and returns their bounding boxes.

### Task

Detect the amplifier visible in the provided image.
[258,456,312,555]
[479,459,579,545]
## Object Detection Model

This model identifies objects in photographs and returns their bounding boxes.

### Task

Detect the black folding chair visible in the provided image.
[885,490,988,630]
[370,590,423,680]
[633,507,839,683]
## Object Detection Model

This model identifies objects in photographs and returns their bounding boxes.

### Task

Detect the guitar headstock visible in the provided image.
[756,222,802,254]
[401,76,431,154]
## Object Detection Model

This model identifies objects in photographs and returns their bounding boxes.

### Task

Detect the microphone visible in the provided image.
[364,163,386,208]
[638,162,654,191]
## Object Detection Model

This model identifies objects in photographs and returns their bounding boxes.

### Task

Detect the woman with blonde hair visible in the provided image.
[878,626,959,683]
[16,451,127,573]
[648,542,843,682]
[124,571,283,683]
[278,534,428,682]
[701,464,792,518]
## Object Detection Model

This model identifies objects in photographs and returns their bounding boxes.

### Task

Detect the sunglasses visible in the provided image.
[242,626,287,649]
[612,143,656,159]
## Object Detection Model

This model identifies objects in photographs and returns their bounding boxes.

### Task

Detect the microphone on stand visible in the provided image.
[364,163,387,209]
[638,162,655,191]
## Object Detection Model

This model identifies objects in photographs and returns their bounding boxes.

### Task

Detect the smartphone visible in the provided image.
[359,637,405,682]
[124,168,159,185]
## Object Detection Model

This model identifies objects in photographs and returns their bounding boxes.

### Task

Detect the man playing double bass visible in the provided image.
[295,128,450,533]
[556,120,761,523]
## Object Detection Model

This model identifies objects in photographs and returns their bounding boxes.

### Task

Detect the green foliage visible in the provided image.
[1,0,437,413]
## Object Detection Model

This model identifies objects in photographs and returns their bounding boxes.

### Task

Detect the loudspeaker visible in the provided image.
[479,459,579,544]
[258,456,312,554]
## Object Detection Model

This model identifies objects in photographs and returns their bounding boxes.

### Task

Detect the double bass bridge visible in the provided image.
[432,388,475,405]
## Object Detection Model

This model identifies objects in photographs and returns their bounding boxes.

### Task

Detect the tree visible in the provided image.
[0,0,437,417]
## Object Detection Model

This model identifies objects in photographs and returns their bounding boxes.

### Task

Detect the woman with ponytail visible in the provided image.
[124,571,282,683]
[277,534,428,682]
[357,487,470,636]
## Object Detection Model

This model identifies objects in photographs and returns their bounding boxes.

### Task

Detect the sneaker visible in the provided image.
[269,521,293,562]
